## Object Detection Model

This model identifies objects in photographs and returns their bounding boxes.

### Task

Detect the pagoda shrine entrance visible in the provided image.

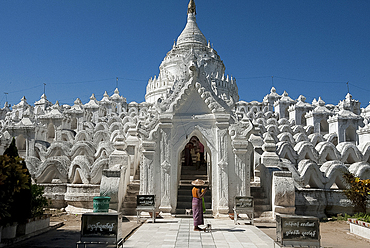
[176,135,212,215]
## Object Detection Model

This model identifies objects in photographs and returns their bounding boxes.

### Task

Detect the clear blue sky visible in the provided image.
[1,0,370,108]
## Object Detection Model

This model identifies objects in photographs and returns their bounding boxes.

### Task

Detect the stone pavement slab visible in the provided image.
[123,218,274,248]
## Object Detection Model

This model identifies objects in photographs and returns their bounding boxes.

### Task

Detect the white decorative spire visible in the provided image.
[74,98,82,105]
[101,91,110,102]
[188,0,196,15]
[318,97,325,106]
[176,0,207,47]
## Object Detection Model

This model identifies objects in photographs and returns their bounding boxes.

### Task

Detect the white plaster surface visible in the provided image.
[350,223,370,241]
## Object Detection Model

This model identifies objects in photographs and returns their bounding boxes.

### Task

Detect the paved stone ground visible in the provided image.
[123,218,274,248]
[6,214,370,248]
[6,219,140,248]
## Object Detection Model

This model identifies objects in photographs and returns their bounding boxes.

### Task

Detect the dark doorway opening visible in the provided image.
[176,136,211,216]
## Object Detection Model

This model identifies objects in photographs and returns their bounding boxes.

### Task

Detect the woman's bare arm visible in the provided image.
[199,188,207,198]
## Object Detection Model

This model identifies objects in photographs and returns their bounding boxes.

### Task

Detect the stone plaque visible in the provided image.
[233,196,254,225]
[137,195,155,207]
[276,214,320,247]
[81,213,120,241]
[234,196,253,209]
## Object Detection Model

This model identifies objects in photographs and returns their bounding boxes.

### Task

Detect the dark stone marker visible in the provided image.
[235,196,253,209]
[80,212,121,243]
[233,196,254,225]
[276,214,320,247]
[137,195,155,207]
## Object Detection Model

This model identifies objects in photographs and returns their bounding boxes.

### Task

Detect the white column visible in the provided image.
[140,141,156,195]
[159,124,172,212]
[232,140,252,197]
[216,122,229,214]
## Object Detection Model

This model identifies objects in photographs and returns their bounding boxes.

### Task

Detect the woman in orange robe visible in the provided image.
[191,179,207,231]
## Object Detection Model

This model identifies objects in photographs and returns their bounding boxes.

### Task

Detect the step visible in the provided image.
[179,180,209,186]
[126,190,139,196]
[251,187,266,198]
[124,196,137,202]
[254,204,271,212]
[121,180,140,213]
[176,203,212,210]
[258,211,273,218]
[254,211,274,219]
[251,186,264,193]
[175,209,213,215]
[177,194,212,202]
[126,192,139,198]
[176,195,212,202]
[122,202,137,209]
[253,198,269,205]
[175,214,214,218]
[181,175,208,180]
[250,181,260,187]
[177,186,211,191]
[176,203,212,209]
[176,199,212,206]
[121,209,137,215]
[177,186,211,192]
[176,182,212,215]
[134,168,140,180]
[181,167,207,173]
[121,167,141,215]
[127,184,140,191]
[181,168,207,173]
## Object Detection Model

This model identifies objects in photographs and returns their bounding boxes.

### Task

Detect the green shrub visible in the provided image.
[354,213,370,222]
[342,172,370,213]
[331,213,352,221]
[333,213,370,222]
[30,184,49,217]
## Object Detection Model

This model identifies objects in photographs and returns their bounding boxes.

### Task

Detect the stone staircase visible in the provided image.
[251,184,272,218]
[120,164,271,219]
[175,164,212,217]
[121,168,140,216]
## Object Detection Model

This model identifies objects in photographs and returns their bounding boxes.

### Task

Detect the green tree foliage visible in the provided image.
[0,138,49,224]
[30,184,49,217]
[343,172,370,213]
[5,138,32,222]
[0,155,30,221]
[3,138,19,158]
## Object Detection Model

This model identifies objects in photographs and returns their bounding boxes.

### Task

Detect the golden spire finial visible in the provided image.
[188,0,196,15]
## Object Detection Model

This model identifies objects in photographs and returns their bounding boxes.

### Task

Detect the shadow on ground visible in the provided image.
[210,228,245,232]
[8,228,80,248]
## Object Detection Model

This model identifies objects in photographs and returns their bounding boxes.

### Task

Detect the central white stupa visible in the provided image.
[145,0,238,105]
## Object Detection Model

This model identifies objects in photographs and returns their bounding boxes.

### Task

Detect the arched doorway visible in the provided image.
[71,117,77,130]
[345,125,356,143]
[47,123,55,143]
[320,119,329,134]
[16,134,27,157]
[301,113,307,126]
[175,135,212,215]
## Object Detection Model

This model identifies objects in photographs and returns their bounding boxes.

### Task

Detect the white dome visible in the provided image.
[145,0,238,105]
[176,13,207,47]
